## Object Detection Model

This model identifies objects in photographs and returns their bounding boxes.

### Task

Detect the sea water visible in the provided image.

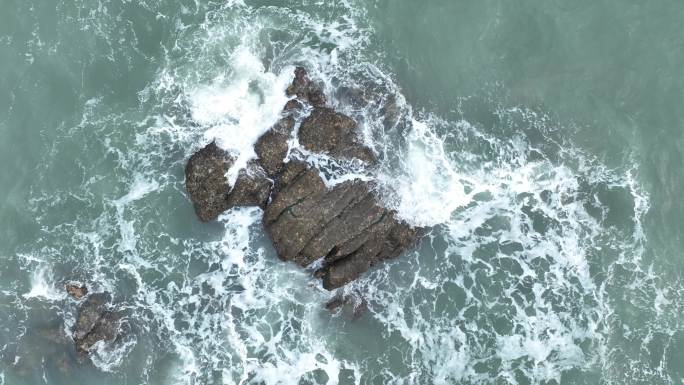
[0,1,682,384]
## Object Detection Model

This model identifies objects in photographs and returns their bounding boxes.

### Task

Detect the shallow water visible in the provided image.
[1,1,683,384]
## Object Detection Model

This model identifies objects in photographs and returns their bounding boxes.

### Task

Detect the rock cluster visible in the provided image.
[186,67,419,289]
[67,285,121,358]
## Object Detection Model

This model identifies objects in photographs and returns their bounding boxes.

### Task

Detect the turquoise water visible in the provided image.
[1,1,682,384]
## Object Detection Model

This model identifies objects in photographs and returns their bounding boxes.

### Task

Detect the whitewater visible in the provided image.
[0,1,682,385]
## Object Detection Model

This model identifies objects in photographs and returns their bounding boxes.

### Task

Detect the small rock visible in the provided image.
[380,94,401,129]
[185,142,234,221]
[264,161,418,289]
[299,107,376,164]
[65,282,87,299]
[325,293,369,320]
[255,116,296,176]
[283,99,303,111]
[286,66,327,107]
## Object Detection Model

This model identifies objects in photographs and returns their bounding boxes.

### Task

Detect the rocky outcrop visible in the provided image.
[264,161,418,289]
[185,67,420,289]
[72,293,120,356]
[186,143,272,221]
[299,107,376,163]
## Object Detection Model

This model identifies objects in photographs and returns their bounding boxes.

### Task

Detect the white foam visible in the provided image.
[384,118,473,227]
[22,265,64,302]
[114,174,159,256]
[189,46,292,187]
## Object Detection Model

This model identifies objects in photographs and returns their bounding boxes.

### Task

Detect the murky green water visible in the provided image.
[1,1,682,384]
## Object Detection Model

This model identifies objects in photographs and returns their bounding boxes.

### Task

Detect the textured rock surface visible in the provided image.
[264,161,418,289]
[186,143,273,219]
[227,161,272,209]
[299,107,376,164]
[72,293,120,355]
[185,142,234,221]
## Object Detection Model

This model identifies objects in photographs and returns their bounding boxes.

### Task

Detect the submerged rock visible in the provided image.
[299,107,376,164]
[73,293,120,356]
[185,67,420,289]
[65,281,87,299]
[264,161,418,289]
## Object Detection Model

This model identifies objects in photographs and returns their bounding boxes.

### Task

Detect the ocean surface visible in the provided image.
[1,1,683,384]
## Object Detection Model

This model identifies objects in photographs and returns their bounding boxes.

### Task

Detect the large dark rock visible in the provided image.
[73,293,120,356]
[264,161,418,289]
[185,142,234,221]
[299,107,376,164]
[286,66,327,107]
[185,67,420,289]
[255,116,295,176]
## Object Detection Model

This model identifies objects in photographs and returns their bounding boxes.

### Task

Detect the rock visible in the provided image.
[185,141,234,221]
[335,86,374,109]
[73,293,120,356]
[299,107,376,164]
[255,116,296,176]
[186,142,274,220]
[226,161,272,209]
[263,161,418,289]
[286,66,327,107]
[65,281,87,299]
[283,99,303,111]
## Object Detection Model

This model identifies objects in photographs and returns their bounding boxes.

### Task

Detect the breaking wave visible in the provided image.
[1,1,681,385]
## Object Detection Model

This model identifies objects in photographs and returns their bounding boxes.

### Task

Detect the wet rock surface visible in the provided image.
[185,141,234,221]
[254,116,295,176]
[264,161,418,289]
[299,107,376,164]
[185,67,420,289]
[325,292,368,320]
[72,293,120,356]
